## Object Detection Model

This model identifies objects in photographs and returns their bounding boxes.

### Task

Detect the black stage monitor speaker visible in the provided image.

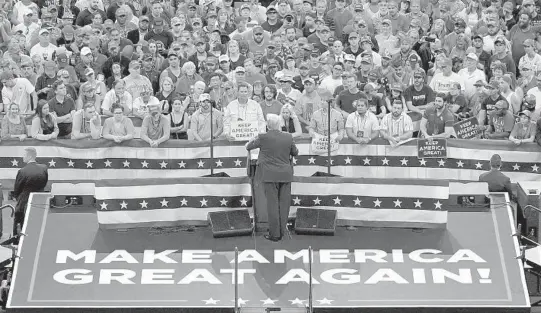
[208,210,253,238]
[295,208,336,236]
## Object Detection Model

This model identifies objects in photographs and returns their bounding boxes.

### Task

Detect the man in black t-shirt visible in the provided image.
[479,80,506,128]
[404,69,435,114]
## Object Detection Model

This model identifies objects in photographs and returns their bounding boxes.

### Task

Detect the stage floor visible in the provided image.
[7,193,530,312]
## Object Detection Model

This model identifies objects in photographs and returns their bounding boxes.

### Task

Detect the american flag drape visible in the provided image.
[93,177,449,229]
[0,138,539,189]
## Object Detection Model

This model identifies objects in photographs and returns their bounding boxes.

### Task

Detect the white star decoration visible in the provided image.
[513,163,520,171]
[240,198,248,206]
[203,298,219,305]
[363,157,371,165]
[414,199,423,208]
[200,198,208,207]
[140,200,148,209]
[104,159,112,167]
[317,298,334,305]
[373,198,382,207]
[344,156,352,164]
[231,298,248,305]
[67,160,75,167]
[178,161,186,168]
[48,159,56,167]
[85,160,93,168]
[197,160,205,168]
[475,162,483,169]
[434,201,442,210]
[333,196,342,205]
[532,164,539,172]
[159,161,168,168]
[11,159,18,167]
[382,157,390,165]
[261,298,277,305]
[290,298,305,305]
[400,158,408,166]
[313,197,322,205]
[141,160,149,168]
[100,202,108,210]
[123,160,130,168]
[215,160,223,167]
[160,199,169,207]
[456,160,464,168]
[325,158,334,165]
[393,199,402,207]
[437,159,445,167]
[353,197,362,206]
[293,197,301,205]
[220,198,228,206]
[180,198,188,206]
[419,158,427,166]
[308,157,316,164]
[120,201,128,209]
[292,157,298,165]
[234,159,243,167]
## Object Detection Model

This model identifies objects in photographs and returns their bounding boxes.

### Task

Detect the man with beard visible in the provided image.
[404,69,435,114]
[488,36,516,78]
[485,100,514,140]
[144,18,173,50]
[380,99,414,146]
[102,28,133,55]
[442,18,466,55]
[295,77,321,131]
[283,27,299,54]
[420,92,455,139]
[293,62,311,92]
[308,25,331,53]
[261,6,283,34]
[346,97,379,145]
[247,25,271,56]
[522,0,541,27]
[189,93,223,141]
[114,7,137,38]
[509,12,539,67]
[75,0,106,27]
[261,42,284,70]
[483,20,507,55]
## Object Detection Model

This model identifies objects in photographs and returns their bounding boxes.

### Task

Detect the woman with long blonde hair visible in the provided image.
[279,103,303,137]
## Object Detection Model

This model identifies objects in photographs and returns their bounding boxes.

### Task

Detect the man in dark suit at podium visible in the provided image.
[479,154,512,194]
[13,148,48,235]
[246,114,298,242]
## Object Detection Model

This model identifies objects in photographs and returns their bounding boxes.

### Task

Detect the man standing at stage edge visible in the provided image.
[13,148,48,237]
[246,114,299,242]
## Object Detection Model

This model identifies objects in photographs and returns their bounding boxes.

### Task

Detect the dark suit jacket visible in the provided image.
[246,130,299,182]
[13,162,49,213]
[479,169,512,194]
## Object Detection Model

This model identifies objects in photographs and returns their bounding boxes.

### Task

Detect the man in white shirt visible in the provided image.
[380,100,414,146]
[12,9,39,38]
[345,97,380,144]
[224,82,266,140]
[29,28,57,61]
[132,86,160,119]
[458,53,486,101]
[0,70,37,114]
[429,57,465,94]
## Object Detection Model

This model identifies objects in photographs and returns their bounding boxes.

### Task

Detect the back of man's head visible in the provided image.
[490,154,502,169]
[24,147,37,162]
[267,114,281,131]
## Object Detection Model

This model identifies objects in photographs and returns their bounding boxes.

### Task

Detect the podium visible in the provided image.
[247,151,269,232]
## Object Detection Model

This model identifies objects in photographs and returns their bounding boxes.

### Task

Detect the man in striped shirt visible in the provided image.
[380,100,414,146]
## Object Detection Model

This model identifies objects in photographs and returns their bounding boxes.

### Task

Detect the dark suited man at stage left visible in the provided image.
[246,114,298,242]
[479,154,512,194]
[13,147,48,235]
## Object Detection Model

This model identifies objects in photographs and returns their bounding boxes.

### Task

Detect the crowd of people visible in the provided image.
[0,0,541,147]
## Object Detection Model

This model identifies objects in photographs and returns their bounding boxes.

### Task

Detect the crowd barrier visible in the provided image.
[0,137,539,188]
